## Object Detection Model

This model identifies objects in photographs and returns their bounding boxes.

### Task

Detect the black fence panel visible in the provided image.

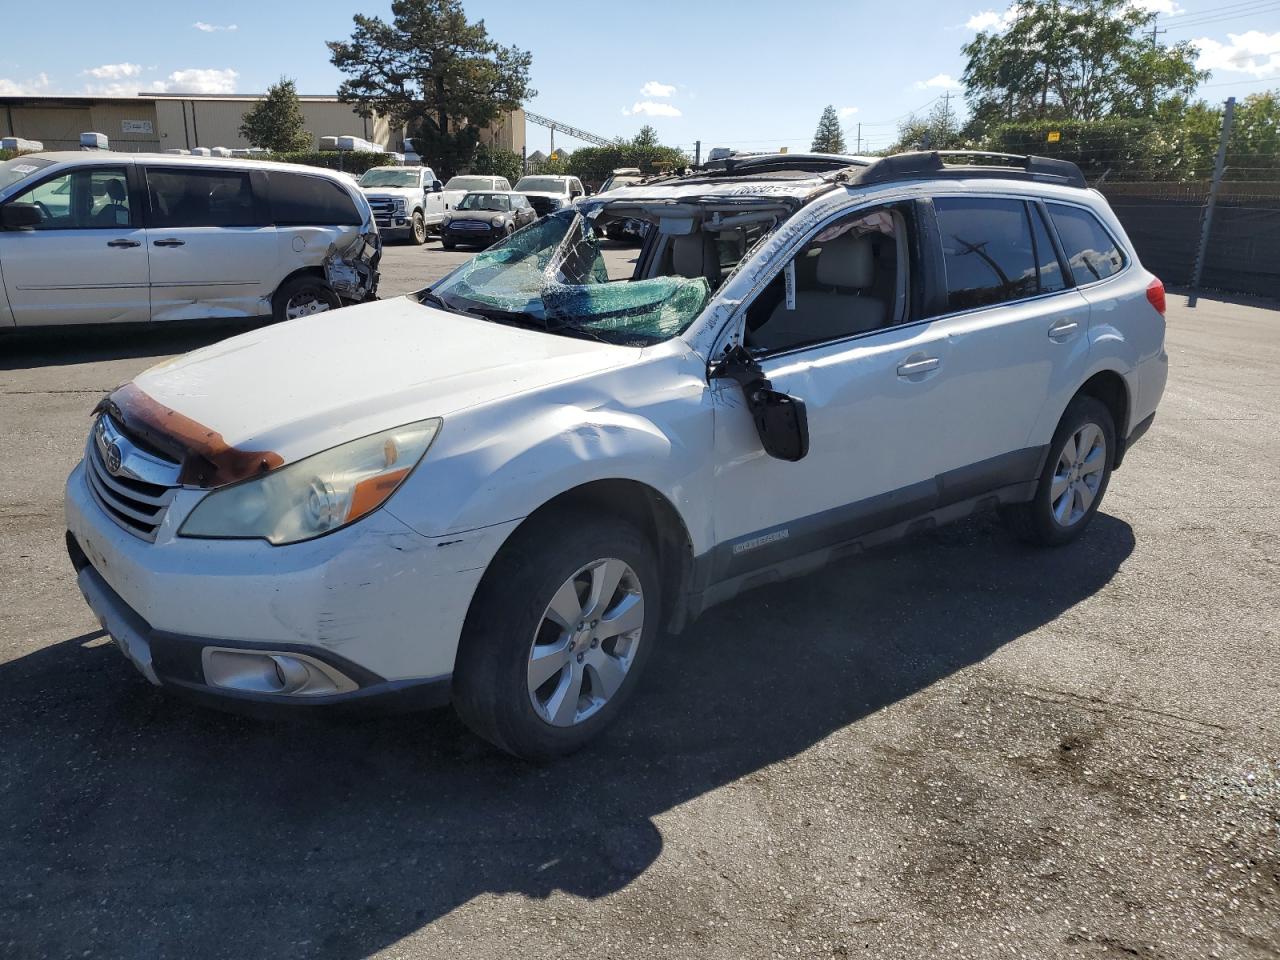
[1100,183,1280,299]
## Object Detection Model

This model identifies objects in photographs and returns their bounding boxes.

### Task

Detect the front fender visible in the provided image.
[384,368,715,554]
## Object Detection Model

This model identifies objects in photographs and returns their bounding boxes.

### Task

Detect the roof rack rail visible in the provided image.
[849,151,1087,190]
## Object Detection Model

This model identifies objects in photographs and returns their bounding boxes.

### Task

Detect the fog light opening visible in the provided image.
[201,648,359,698]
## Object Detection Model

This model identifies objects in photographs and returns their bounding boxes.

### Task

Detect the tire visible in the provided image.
[410,210,427,245]
[1001,395,1116,546]
[452,507,661,761]
[271,275,341,324]
[441,239,456,250]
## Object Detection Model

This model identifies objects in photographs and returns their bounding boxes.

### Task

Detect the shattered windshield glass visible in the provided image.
[423,210,711,346]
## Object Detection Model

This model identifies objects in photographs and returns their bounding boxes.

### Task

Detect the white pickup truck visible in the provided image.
[356,166,446,244]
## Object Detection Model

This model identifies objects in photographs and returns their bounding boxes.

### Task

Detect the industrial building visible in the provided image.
[0,93,525,156]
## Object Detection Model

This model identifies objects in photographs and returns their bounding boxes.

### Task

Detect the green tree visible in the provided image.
[810,105,847,153]
[887,99,965,153]
[962,0,1206,124]
[327,0,534,176]
[238,77,314,152]
[631,124,660,149]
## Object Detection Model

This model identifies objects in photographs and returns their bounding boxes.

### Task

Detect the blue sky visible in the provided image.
[2,0,1278,155]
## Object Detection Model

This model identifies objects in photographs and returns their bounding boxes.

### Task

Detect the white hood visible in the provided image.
[361,186,421,202]
[133,297,635,463]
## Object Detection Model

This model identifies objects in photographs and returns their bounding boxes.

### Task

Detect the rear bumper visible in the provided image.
[68,533,452,717]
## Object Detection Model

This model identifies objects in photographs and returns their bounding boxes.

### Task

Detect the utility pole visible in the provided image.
[940,91,953,144]
[694,140,701,166]
[1149,15,1166,45]
[856,122,862,154]
[1189,97,1235,309]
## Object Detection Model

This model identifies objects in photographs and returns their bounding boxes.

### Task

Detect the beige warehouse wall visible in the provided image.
[3,97,524,157]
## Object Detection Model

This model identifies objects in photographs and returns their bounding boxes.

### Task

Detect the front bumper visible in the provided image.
[69,537,451,715]
[65,461,519,713]
[442,224,503,244]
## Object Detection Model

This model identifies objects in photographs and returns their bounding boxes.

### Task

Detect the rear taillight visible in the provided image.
[1146,277,1166,317]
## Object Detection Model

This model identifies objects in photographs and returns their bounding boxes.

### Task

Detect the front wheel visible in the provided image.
[441,239,456,250]
[272,275,341,324]
[1001,395,1115,546]
[410,210,427,245]
[452,509,661,760]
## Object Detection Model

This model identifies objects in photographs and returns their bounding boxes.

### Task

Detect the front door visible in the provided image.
[709,203,954,581]
[421,168,446,225]
[143,165,278,321]
[0,164,149,326]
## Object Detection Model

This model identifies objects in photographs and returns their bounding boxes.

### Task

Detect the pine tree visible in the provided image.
[810,105,847,153]
[239,77,314,153]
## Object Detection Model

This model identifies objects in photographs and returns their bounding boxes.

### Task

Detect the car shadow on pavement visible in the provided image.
[0,512,1134,958]
[0,320,263,371]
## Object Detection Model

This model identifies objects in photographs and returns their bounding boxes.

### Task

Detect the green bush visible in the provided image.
[568,145,689,188]
[261,151,398,175]
[0,150,14,163]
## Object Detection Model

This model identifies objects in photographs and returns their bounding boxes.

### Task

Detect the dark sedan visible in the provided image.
[439,192,537,249]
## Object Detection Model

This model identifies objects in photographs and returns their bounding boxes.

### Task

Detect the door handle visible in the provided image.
[1048,320,1080,342]
[106,238,141,248]
[896,356,940,378]
[152,238,186,248]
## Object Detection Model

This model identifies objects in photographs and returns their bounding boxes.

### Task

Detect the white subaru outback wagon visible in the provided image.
[65,151,1168,760]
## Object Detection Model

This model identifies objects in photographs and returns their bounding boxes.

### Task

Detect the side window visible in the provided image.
[1047,203,1125,283]
[1029,203,1067,294]
[934,197,1040,311]
[269,172,362,226]
[10,167,131,230]
[147,168,258,228]
[744,205,912,355]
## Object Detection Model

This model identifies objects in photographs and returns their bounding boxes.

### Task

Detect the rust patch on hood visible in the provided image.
[95,382,284,488]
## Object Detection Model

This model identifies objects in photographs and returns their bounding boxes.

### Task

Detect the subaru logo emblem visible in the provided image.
[104,441,123,476]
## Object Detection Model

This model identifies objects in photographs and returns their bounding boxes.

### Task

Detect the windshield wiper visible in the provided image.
[416,289,479,317]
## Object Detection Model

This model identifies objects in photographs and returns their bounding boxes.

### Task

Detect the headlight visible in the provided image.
[179,419,441,545]
[548,199,563,211]
[392,197,407,214]
[493,216,507,226]
[441,214,452,225]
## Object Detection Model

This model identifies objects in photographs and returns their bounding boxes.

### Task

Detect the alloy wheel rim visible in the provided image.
[526,557,644,727]
[1051,422,1106,527]
[286,293,330,320]
[414,215,425,242]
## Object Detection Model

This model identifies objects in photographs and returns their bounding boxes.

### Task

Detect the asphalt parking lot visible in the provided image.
[1,243,1277,960]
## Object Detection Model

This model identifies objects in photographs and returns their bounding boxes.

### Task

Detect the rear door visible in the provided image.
[921,195,1092,476]
[143,165,278,321]
[0,163,149,326]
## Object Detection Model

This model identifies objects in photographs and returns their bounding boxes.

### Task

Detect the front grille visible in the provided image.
[448,219,489,231]
[84,416,181,541]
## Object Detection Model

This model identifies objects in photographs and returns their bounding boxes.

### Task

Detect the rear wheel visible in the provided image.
[452,508,660,760]
[272,275,340,324]
[1001,395,1115,546]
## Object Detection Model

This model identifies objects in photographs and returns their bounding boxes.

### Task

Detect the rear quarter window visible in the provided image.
[269,171,362,226]
[1047,203,1126,283]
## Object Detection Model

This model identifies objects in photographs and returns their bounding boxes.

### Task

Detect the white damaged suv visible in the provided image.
[65,151,1168,759]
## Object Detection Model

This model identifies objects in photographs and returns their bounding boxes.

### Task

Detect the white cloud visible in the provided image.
[151,67,239,94]
[838,106,859,118]
[640,80,676,98]
[0,72,50,95]
[1194,30,1280,77]
[915,73,962,90]
[193,21,238,32]
[628,100,682,117]
[966,9,1007,30]
[83,63,142,81]
[1131,0,1182,14]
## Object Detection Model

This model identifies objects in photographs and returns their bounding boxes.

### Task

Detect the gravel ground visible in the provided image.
[0,245,1276,960]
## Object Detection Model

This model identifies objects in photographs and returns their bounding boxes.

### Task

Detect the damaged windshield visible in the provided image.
[420,209,714,346]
